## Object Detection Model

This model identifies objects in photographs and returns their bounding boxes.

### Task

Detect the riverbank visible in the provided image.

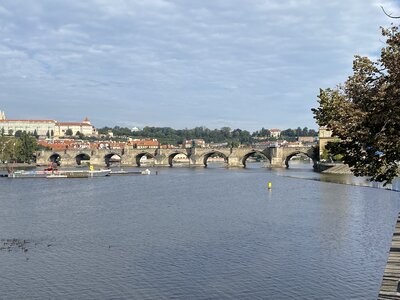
[0,163,36,170]
[313,162,352,174]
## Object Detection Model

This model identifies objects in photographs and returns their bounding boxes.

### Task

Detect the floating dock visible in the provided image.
[378,213,400,299]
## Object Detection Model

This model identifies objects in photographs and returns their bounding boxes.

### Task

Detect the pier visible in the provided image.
[378,213,400,299]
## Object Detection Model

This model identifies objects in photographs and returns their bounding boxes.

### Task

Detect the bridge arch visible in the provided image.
[75,153,91,166]
[135,152,155,167]
[241,150,271,167]
[104,153,121,167]
[168,152,189,167]
[284,151,316,168]
[49,153,62,166]
[203,151,228,167]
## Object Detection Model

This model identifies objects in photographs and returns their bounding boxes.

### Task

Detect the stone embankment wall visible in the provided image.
[314,162,352,174]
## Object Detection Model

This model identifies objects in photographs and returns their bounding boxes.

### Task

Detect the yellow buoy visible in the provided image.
[267,181,272,190]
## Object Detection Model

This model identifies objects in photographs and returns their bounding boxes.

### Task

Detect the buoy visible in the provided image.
[267,181,272,190]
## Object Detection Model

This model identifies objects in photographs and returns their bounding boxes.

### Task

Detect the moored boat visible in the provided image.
[109,169,151,176]
[9,169,111,178]
[46,174,68,179]
[9,170,54,178]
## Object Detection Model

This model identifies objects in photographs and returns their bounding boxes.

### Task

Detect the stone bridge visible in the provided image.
[35,146,318,168]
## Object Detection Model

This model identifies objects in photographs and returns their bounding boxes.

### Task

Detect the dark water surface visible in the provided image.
[0,164,399,299]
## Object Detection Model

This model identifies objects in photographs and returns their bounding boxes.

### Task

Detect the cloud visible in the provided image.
[0,0,399,130]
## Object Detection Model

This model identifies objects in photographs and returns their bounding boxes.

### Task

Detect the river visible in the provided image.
[0,162,399,299]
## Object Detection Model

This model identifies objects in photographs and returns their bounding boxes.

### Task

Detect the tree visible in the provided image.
[0,136,15,162]
[312,25,400,184]
[15,133,38,163]
[76,131,84,139]
[14,130,23,138]
[65,128,73,136]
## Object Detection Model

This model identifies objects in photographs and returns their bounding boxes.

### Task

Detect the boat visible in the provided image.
[8,169,111,178]
[9,170,54,178]
[46,174,68,179]
[109,169,151,176]
[141,169,151,175]
[109,169,130,176]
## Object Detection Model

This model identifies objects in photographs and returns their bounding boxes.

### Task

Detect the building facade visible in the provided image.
[269,128,281,138]
[318,126,338,158]
[57,118,97,136]
[0,111,97,137]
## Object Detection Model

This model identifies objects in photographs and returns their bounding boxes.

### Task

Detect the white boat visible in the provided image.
[46,174,68,179]
[109,169,151,176]
[87,169,111,177]
[141,169,151,175]
[9,169,111,178]
[9,170,53,178]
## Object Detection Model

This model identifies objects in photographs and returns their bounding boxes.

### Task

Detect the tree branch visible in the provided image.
[381,6,400,19]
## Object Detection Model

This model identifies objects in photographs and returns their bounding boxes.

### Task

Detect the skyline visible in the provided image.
[0,0,399,131]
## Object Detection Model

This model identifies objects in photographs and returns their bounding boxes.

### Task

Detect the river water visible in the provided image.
[0,162,399,299]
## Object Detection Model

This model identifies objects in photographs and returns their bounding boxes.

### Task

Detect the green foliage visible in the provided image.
[76,131,85,139]
[320,142,344,162]
[0,133,38,163]
[96,125,316,146]
[65,129,73,136]
[312,25,400,184]
[0,136,16,162]
[252,127,271,137]
[14,130,23,138]
[280,127,317,138]
[15,132,38,163]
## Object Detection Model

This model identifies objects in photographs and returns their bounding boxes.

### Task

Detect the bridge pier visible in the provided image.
[227,156,244,167]
[270,157,286,168]
[187,155,205,167]
[154,154,170,167]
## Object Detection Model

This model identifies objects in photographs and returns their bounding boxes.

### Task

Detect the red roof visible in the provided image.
[57,122,92,126]
[130,140,159,147]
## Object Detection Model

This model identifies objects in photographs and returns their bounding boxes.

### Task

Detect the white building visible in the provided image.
[56,117,97,136]
[0,119,57,136]
[269,128,281,138]
[0,111,97,137]
[131,126,141,132]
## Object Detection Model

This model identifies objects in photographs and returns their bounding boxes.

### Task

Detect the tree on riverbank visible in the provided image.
[312,25,400,184]
[15,133,38,163]
[0,133,38,163]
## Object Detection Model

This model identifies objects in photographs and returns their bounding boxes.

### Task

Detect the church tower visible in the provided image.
[0,110,5,120]
[82,117,91,125]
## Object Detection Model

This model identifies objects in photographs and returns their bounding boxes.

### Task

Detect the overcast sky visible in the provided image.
[0,0,398,131]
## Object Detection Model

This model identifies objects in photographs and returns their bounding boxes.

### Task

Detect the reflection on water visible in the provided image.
[274,160,400,192]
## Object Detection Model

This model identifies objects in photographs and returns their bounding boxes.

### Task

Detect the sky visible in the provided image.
[0,0,399,131]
